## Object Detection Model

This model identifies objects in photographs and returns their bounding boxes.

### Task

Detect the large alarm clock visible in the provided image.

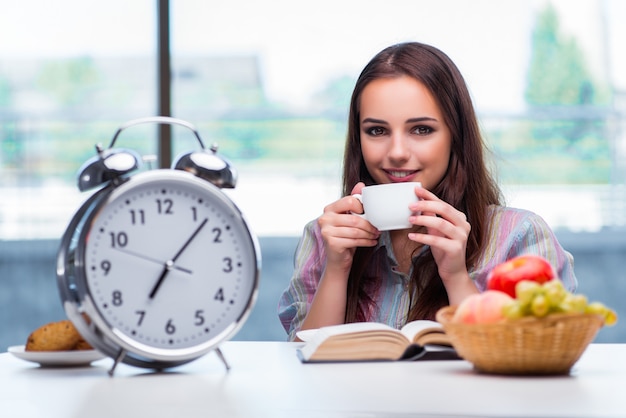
[56,116,261,375]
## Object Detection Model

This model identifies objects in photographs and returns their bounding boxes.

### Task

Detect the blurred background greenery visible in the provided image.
[0,2,618,189]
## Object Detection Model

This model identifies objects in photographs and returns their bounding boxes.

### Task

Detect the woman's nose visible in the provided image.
[388,134,411,162]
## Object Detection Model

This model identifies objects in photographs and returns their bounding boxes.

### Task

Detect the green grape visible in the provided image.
[570,294,589,313]
[502,300,525,320]
[515,280,542,306]
[585,301,607,316]
[586,302,619,326]
[503,276,618,326]
[556,295,575,313]
[605,309,618,326]
[530,294,550,317]
[542,280,566,307]
[559,294,588,314]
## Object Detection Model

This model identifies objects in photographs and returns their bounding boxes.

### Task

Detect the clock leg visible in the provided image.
[108,349,128,377]
[215,347,231,371]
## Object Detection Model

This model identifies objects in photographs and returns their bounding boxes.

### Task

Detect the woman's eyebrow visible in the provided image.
[361,117,387,124]
[361,116,439,124]
[406,117,439,123]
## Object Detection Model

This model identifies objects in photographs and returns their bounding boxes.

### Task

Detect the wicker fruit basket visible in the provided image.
[436,306,604,375]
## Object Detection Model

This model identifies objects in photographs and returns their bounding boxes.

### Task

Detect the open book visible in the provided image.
[296,320,459,363]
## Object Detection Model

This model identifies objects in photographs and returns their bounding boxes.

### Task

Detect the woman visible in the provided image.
[278,42,576,341]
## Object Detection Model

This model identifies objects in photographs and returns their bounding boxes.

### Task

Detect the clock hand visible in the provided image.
[148,218,208,299]
[113,247,192,274]
[149,260,173,299]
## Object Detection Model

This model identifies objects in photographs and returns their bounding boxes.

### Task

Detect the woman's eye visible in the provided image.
[413,125,433,135]
[366,126,386,136]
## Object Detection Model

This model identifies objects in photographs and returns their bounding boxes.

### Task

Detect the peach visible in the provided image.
[452,291,514,324]
[452,293,481,324]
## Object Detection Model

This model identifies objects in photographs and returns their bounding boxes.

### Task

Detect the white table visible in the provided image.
[1,342,625,417]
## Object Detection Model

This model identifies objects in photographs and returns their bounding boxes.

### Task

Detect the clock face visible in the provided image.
[80,170,259,358]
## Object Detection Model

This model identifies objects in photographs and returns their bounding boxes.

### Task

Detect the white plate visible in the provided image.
[7,345,107,367]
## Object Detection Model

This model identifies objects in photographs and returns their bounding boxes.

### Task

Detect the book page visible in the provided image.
[301,322,399,342]
[297,322,406,361]
[400,320,449,346]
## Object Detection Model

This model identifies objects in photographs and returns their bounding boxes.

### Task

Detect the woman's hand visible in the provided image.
[300,183,380,333]
[407,187,477,302]
[317,182,380,273]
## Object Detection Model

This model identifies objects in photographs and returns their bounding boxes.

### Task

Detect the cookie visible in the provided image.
[73,338,94,351]
[25,319,82,352]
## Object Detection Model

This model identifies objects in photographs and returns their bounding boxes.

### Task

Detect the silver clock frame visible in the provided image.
[55,117,261,374]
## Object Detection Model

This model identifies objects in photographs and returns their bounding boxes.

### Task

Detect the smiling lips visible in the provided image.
[385,169,418,182]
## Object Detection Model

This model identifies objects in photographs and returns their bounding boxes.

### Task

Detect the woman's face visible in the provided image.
[359,75,452,190]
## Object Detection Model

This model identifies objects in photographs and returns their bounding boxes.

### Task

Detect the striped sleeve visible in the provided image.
[277,220,326,341]
[471,206,577,292]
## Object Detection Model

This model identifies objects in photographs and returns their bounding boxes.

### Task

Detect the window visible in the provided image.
[0,1,157,239]
[1,0,624,237]
[1,0,625,345]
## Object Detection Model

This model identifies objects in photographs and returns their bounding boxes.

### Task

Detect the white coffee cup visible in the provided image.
[352,182,421,231]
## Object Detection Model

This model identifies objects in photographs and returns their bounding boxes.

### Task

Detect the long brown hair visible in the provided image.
[342,42,502,322]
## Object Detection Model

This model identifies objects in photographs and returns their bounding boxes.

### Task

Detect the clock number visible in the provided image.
[212,227,222,243]
[194,310,205,326]
[135,310,146,326]
[165,319,176,335]
[112,290,123,306]
[130,209,145,225]
[156,198,174,215]
[191,206,197,222]
[100,260,112,275]
[214,287,225,302]
[109,231,128,248]
[222,257,233,273]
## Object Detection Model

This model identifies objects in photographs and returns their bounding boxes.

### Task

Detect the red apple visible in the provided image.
[487,255,555,298]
